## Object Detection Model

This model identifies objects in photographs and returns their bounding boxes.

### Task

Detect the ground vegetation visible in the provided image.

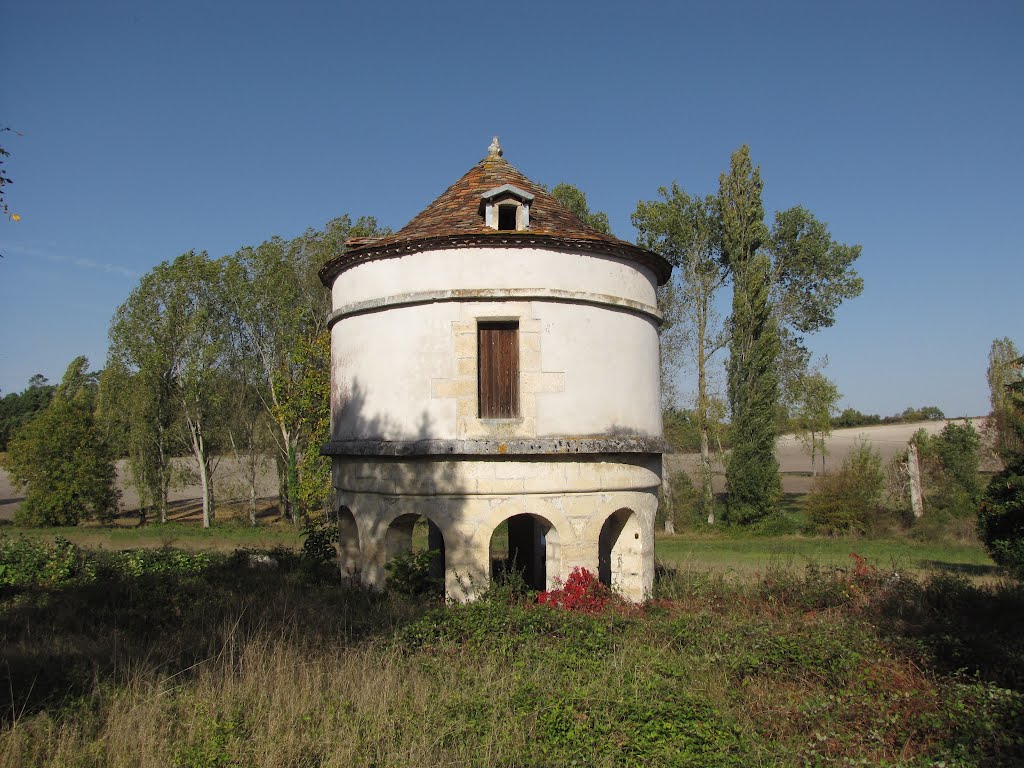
[0,532,1020,767]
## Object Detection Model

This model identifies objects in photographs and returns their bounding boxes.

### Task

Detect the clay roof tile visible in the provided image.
[320,148,672,286]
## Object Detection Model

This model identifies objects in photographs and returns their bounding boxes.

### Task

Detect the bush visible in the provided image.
[978,460,1024,575]
[916,420,983,517]
[803,441,884,533]
[2,360,120,527]
[385,549,443,596]
[537,567,617,613]
[658,470,703,530]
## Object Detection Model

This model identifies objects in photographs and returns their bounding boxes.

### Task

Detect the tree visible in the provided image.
[107,251,228,528]
[634,186,728,521]
[721,146,781,523]
[912,422,983,517]
[767,206,863,344]
[635,148,862,525]
[551,183,612,234]
[275,329,333,516]
[222,216,388,523]
[987,337,1023,460]
[0,374,55,450]
[787,371,840,475]
[978,357,1024,574]
[107,270,183,524]
[3,357,120,525]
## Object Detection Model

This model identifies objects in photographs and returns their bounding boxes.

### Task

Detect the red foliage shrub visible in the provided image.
[537,567,615,613]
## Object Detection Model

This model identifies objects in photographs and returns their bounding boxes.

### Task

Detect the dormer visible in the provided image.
[481,183,534,231]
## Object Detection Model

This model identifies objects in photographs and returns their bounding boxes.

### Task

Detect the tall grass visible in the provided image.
[2,536,1023,766]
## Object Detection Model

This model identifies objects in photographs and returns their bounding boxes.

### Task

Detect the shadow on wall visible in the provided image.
[329,378,472,598]
[331,379,651,600]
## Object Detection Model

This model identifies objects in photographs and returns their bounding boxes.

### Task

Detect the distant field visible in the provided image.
[668,417,990,494]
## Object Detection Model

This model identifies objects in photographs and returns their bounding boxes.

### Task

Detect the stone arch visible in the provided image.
[489,513,561,591]
[336,504,361,579]
[598,508,643,594]
[383,512,446,593]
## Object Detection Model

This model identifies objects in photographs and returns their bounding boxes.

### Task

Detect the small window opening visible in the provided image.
[498,203,518,231]
[478,321,519,418]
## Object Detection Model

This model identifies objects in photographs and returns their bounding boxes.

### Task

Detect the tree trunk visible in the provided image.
[662,454,675,534]
[248,451,258,526]
[188,416,214,528]
[277,424,295,523]
[907,442,924,518]
[692,321,716,528]
[810,430,818,476]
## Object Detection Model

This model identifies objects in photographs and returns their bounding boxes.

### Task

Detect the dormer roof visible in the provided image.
[319,140,672,286]
[480,184,534,203]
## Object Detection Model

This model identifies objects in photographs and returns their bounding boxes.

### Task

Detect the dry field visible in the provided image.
[669,417,989,494]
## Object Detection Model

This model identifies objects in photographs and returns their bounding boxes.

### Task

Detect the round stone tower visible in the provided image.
[319,139,672,601]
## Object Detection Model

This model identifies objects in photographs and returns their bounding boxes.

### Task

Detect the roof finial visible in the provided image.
[488,136,503,158]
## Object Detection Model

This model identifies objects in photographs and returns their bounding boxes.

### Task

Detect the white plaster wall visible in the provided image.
[331,298,661,441]
[534,303,662,438]
[331,303,460,440]
[332,247,658,310]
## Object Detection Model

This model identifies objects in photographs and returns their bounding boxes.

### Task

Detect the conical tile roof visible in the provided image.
[319,143,672,286]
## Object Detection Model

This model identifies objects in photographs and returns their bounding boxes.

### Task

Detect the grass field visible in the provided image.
[656,532,996,577]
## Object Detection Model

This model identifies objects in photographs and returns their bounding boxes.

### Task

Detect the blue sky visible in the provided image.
[1,0,1021,417]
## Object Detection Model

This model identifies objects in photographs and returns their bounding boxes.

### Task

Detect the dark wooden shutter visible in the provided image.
[478,322,519,418]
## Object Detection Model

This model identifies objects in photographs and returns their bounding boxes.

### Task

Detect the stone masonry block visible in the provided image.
[432,377,476,399]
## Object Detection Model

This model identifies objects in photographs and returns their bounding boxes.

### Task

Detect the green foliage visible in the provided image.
[173,712,239,768]
[658,470,703,531]
[3,357,120,526]
[720,146,781,524]
[3,537,1023,766]
[0,374,54,451]
[831,407,881,428]
[386,549,443,596]
[550,182,612,234]
[768,205,864,336]
[914,421,983,517]
[803,440,884,533]
[0,535,91,588]
[299,514,337,569]
[901,404,945,422]
[786,371,840,472]
[988,337,1024,460]
[275,330,332,517]
[223,216,389,524]
[978,459,1024,575]
[979,358,1024,575]
[662,407,700,451]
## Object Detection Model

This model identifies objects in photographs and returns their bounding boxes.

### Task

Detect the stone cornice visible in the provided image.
[326,287,663,327]
[321,436,668,457]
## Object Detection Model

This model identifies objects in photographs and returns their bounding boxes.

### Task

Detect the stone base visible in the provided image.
[332,454,661,602]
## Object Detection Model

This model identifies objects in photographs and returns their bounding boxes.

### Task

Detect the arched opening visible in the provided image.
[383,513,446,595]
[489,513,560,591]
[598,508,642,591]
[336,505,361,579]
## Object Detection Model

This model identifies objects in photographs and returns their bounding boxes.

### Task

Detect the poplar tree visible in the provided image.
[720,146,781,523]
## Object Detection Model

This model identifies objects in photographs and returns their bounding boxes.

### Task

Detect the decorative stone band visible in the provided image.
[320,436,669,457]
[327,287,662,327]
[318,232,673,286]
